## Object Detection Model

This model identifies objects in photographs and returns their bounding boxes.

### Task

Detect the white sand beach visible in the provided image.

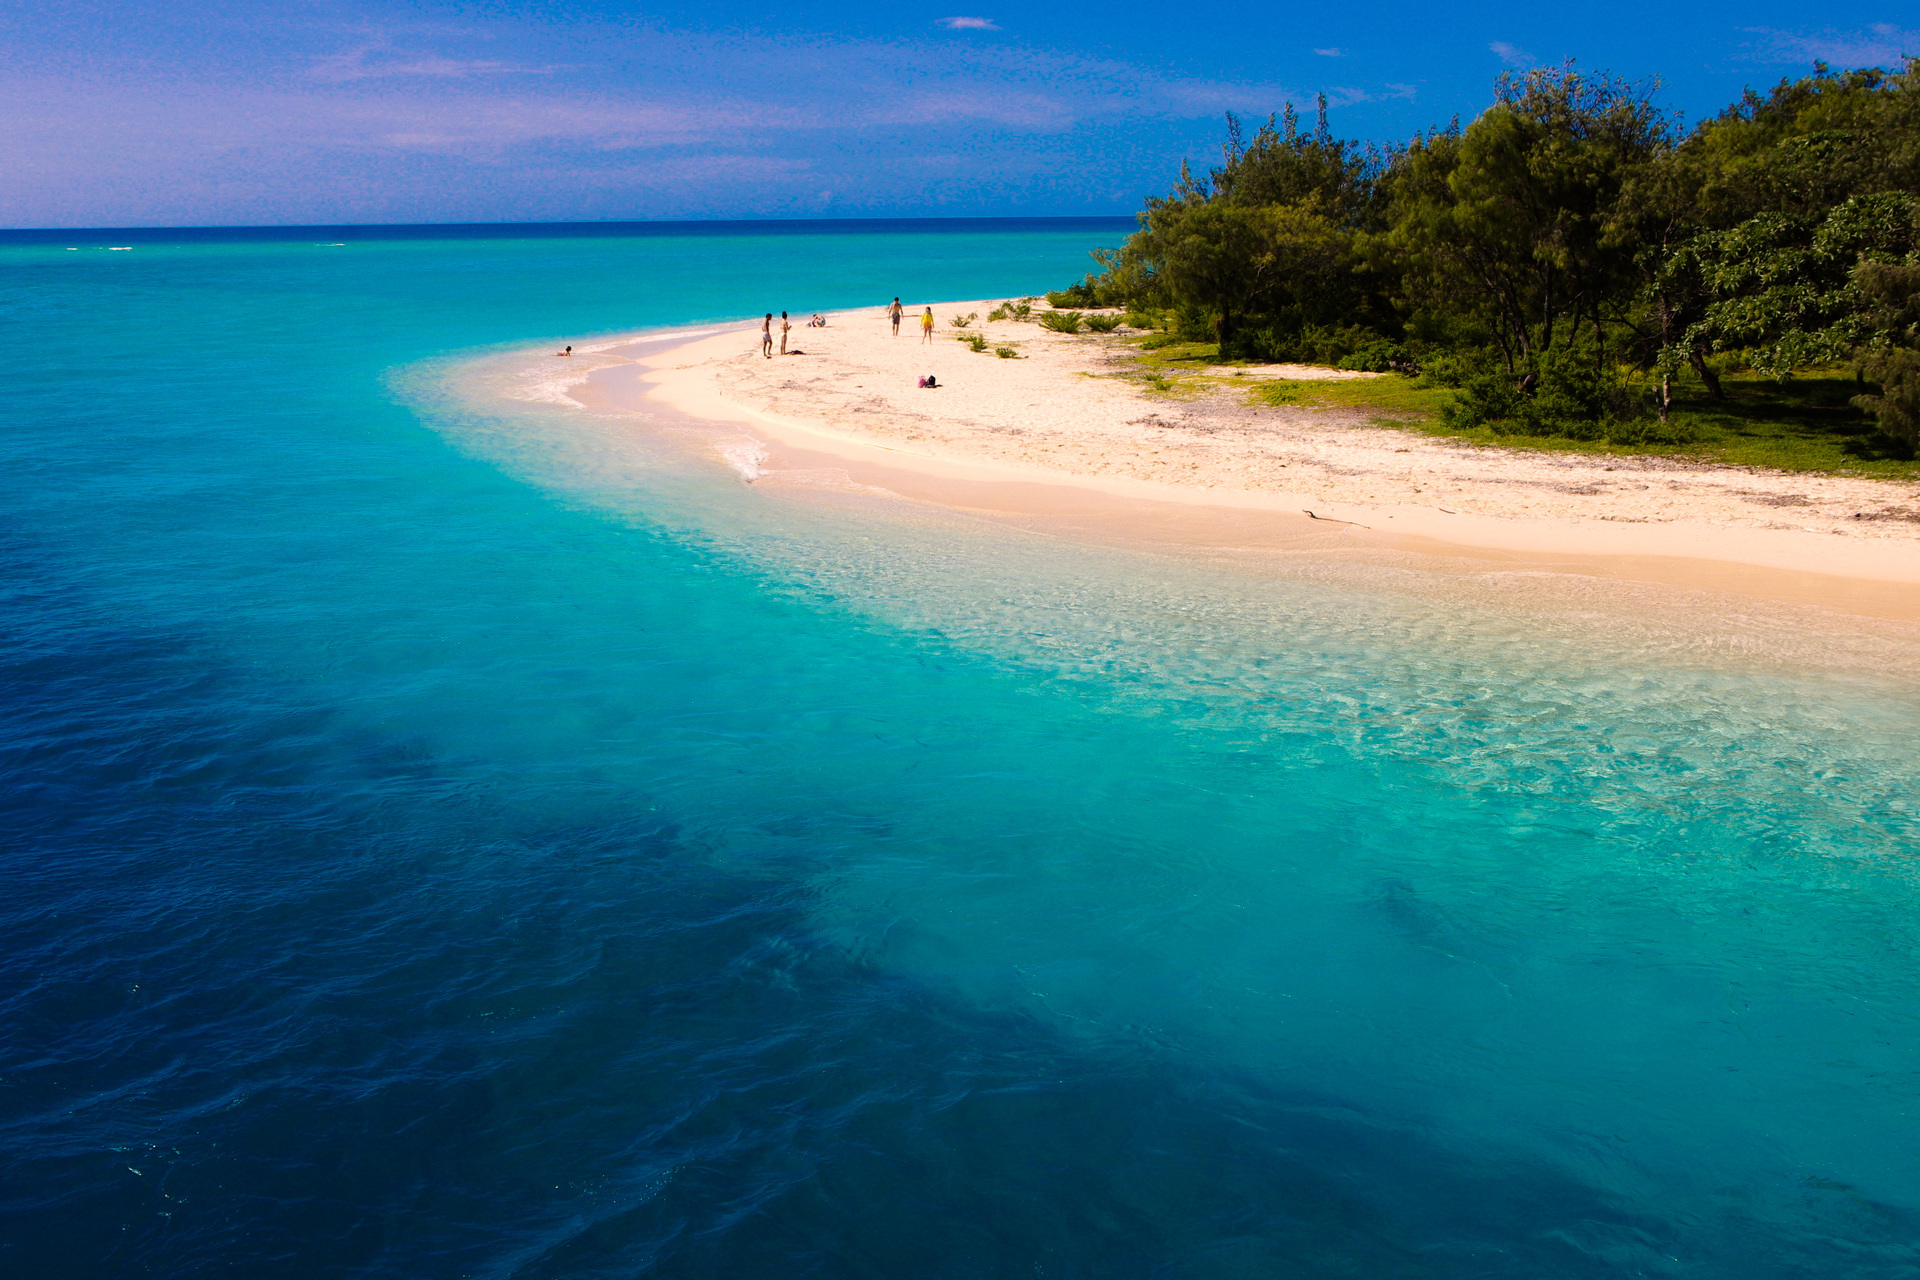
[570,301,1920,619]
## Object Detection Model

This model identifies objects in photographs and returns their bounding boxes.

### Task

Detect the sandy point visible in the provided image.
[568,300,1920,622]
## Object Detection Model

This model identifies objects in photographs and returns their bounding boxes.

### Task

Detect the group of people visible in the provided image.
[758,312,828,357]
[886,297,936,344]
[751,299,938,358]
[747,300,940,387]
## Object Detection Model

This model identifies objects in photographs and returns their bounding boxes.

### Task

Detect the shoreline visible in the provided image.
[567,303,1920,621]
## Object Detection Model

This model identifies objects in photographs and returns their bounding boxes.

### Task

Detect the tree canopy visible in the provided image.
[1065,60,1920,445]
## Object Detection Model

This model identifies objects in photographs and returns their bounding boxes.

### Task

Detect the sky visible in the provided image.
[0,1,1914,228]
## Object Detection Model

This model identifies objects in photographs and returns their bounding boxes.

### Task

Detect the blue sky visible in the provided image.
[1,1,1913,227]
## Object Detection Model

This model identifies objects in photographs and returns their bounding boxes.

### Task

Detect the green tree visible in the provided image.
[1140,199,1352,349]
[1384,64,1672,385]
[1853,258,1920,444]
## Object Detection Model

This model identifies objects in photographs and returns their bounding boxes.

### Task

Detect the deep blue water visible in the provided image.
[4,221,1920,1278]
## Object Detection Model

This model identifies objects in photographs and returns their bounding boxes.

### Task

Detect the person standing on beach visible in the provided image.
[761,313,773,358]
[920,306,934,344]
[779,311,791,355]
[889,297,903,336]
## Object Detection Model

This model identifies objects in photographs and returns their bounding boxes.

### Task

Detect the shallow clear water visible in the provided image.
[5,222,1920,1278]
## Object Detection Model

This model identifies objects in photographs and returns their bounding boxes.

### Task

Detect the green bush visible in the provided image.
[1173,303,1216,343]
[995,346,1020,358]
[989,301,1033,323]
[1039,311,1084,333]
[1436,351,1691,444]
[1084,314,1123,333]
[1122,312,1158,330]
[1335,341,1404,372]
[963,333,989,352]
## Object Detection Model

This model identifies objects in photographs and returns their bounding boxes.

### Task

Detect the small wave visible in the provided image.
[714,438,768,482]
[509,372,592,408]
[109,246,132,251]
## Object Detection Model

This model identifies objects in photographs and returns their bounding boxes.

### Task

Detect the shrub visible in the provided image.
[949,312,977,329]
[995,346,1020,358]
[963,333,989,352]
[1335,340,1405,373]
[1122,312,1158,331]
[1173,303,1216,342]
[1039,311,1084,333]
[1855,346,1920,446]
[988,302,1033,322]
[1437,350,1684,444]
[1084,314,1123,333]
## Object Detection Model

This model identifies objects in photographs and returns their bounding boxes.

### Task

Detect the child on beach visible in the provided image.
[920,307,934,344]
[761,314,773,358]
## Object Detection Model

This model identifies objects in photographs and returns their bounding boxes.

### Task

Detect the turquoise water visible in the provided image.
[5,222,1920,1278]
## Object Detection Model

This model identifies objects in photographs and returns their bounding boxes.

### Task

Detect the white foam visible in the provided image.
[714,438,768,482]
[508,367,597,408]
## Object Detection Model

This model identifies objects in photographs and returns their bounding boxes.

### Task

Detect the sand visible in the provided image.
[565,301,1920,618]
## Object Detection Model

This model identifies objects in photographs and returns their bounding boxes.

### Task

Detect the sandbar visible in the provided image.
[568,302,1920,621]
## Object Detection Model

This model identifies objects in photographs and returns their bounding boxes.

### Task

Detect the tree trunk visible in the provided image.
[1660,375,1671,422]
[1688,347,1724,400]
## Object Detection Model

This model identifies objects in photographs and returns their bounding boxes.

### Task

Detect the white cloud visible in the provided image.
[1488,41,1537,68]
[311,44,557,84]
[1741,24,1919,67]
[1314,48,1343,58]
[938,17,1001,31]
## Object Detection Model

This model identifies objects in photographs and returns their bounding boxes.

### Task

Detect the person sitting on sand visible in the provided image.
[779,311,791,355]
[808,313,825,327]
[761,314,773,359]
[920,307,934,344]
[555,345,572,357]
[889,297,903,336]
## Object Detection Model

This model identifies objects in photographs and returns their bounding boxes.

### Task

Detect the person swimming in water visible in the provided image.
[555,345,572,357]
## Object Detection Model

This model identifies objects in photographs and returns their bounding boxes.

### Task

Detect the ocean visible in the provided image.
[4,219,1920,1278]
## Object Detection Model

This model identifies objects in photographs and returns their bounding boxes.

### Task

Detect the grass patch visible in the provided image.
[1133,337,1220,363]
[1252,377,1454,422]
[1114,337,1918,476]
[1246,368,1919,477]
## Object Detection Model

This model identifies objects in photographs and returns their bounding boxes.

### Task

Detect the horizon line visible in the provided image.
[0,213,1142,239]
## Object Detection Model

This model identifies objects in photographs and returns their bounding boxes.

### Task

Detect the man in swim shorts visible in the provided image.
[761,314,773,358]
[889,298,903,336]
